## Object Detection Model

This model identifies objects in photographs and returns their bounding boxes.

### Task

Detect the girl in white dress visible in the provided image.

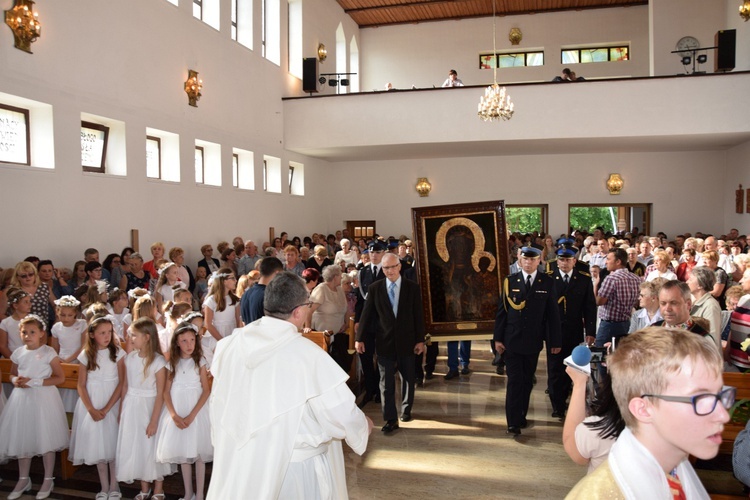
[0,288,31,359]
[154,263,187,315]
[161,301,193,362]
[156,322,212,500]
[201,268,239,368]
[69,314,126,499]
[50,295,87,412]
[106,288,130,345]
[116,317,172,500]
[0,314,69,500]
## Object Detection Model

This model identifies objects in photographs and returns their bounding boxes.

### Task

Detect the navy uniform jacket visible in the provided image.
[549,268,597,349]
[545,259,590,276]
[493,271,562,355]
[356,278,425,358]
[355,265,385,324]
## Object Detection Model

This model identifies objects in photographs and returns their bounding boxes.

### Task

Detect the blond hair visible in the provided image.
[609,327,723,429]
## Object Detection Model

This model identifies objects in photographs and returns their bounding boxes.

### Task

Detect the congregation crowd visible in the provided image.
[0,225,749,499]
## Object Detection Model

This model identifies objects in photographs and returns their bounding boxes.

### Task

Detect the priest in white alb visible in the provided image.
[207,271,372,499]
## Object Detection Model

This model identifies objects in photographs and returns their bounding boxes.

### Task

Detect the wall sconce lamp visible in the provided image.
[416,177,432,197]
[318,43,327,62]
[606,173,624,195]
[741,0,750,21]
[4,0,41,54]
[184,70,203,107]
[508,27,522,46]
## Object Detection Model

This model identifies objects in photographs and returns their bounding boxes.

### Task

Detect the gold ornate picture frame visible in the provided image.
[411,200,508,340]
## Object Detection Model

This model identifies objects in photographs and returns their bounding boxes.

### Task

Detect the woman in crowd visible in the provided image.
[37,260,72,300]
[220,248,237,275]
[284,246,306,277]
[169,247,195,292]
[334,239,358,269]
[69,261,88,291]
[10,261,55,329]
[120,253,150,293]
[110,247,135,289]
[702,250,729,308]
[542,235,557,265]
[306,245,332,277]
[301,268,320,294]
[645,251,677,282]
[143,241,166,280]
[688,266,722,351]
[306,265,347,334]
[676,248,697,282]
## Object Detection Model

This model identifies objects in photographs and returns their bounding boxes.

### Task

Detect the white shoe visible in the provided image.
[35,477,54,500]
[8,477,32,500]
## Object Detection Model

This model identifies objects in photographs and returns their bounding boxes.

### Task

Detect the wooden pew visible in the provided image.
[301,330,330,351]
[721,372,750,456]
[0,358,80,480]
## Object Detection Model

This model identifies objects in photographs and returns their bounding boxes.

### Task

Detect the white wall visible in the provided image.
[0,0,350,269]
[724,140,750,232]
[325,150,730,239]
[359,6,650,90]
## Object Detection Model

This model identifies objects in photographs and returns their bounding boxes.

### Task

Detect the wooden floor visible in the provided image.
[0,346,742,499]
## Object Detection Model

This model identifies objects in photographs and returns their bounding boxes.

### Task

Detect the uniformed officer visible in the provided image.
[494,247,562,436]
[546,245,597,419]
[545,238,590,275]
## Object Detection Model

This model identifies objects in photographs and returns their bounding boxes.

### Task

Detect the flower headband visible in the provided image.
[23,313,47,331]
[90,313,115,325]
[96,280,109,295]
[54,295,81,308]
[128,287,147,300]
[182,311,204,324]
[157,262,176,276]
[8,290,29,304]
[176,322,199,333]
[207,272,231,287]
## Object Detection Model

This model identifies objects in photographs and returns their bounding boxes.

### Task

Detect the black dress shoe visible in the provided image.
[382,420,399,433]
[425,372,434,380]
[520,420,529,429]
[496,365,505,375]
[506,426,521,436]
[444,370,459,380]
[400,414,412,422]
[552,410,565,419]
[460,367,471,375]
[373,393,381,404]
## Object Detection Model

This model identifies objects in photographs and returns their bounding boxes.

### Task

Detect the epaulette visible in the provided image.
[578,271,591,277]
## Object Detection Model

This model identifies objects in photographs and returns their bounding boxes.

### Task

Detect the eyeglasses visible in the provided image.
[641,386,736,416]
[382,264,400,270]
[17,273,34,279]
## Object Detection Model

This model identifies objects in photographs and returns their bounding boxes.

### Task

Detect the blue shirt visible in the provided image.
[240,284,266,324]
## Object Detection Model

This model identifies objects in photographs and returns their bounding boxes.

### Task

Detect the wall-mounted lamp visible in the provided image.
[318,43,327,62]
[740,0,750,21]
[508,27,522,46]
[416,177,432,197]
[4,0,41,54]
[606,173,624,195]
[184,70,203,107]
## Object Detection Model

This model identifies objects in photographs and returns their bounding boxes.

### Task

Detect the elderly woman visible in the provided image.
[119,252,150,292]
[284,245,306,277]
[143,241,166,279]
[334,239,358,269]
[733,253,750,284]
[701,250,728,308]
[306,245,332,276]
[305,265,347,334]
[675,248,697,282]
[645,251,677,282]
[687,266,722,352]
[11,261,55,328]
[628,280,663,333]
[169,246,195,292]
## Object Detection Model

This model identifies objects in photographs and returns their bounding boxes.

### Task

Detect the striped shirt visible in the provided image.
[729,294,750,370]
[597,268,641,322]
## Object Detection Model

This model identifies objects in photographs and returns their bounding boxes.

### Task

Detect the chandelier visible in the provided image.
[478,0,514,122]
[4,0,41,54]
[741,0,750,21]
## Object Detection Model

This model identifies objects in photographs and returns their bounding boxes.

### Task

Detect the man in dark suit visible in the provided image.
[546,246,597,419]
[494,247,561,436]
[356,253,426,433]
[354,241,388,406]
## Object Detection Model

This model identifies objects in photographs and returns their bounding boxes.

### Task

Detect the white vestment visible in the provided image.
[207,316,369,500]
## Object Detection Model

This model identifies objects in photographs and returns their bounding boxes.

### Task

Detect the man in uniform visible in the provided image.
[546,245,597,419]
[494,247,561,436]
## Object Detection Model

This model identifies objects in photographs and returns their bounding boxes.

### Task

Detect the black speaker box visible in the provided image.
[715,29,735,73]
[302,58,318,93]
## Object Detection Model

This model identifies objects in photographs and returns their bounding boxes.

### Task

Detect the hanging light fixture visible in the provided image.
[4,0,41,54]
[478,0,514,122]
[184,70,203,107]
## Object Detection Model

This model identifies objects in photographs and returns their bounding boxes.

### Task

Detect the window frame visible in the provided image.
[479,50,544,69]
[561,45,630,64]
[505,204,549,235]
[232,152,239,187]
[231,0,238,40]
[146,135,162,179]
[80,121,110,173]
[193,0,203,19]
[195,145,205,184]
[0,102,31,166]
[262,158,268,191]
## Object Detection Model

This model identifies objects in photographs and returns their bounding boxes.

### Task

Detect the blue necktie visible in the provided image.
[388,281,398,316]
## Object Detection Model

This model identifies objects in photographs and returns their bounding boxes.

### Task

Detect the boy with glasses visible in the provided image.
[567,327,734,498]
